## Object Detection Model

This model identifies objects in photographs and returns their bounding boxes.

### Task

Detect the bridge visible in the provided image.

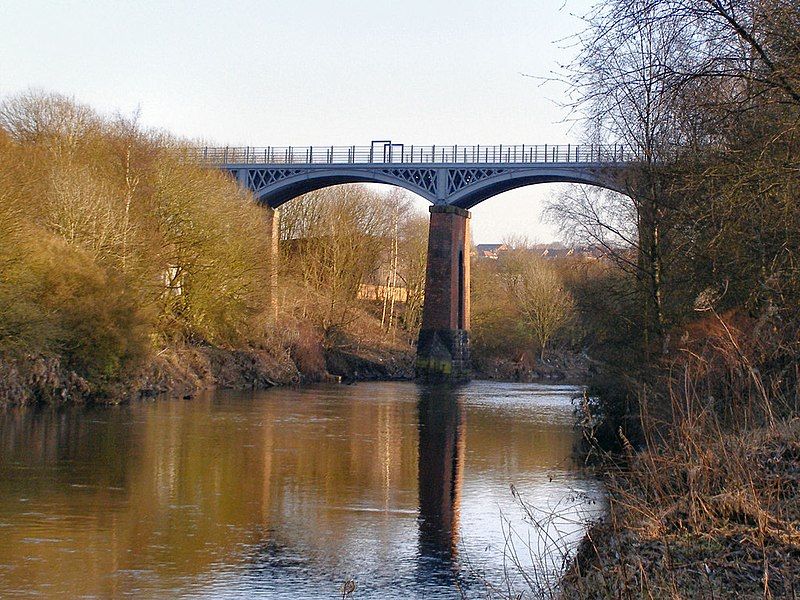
[199,141,634,208]
[200,142,638,382]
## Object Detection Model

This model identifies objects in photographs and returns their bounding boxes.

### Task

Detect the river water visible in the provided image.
[0,381,604,599]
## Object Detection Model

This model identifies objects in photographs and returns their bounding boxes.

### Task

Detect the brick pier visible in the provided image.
[416,205,471,382]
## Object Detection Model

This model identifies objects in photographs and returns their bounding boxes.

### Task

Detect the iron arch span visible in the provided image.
[236,164,629,209]
[443,167,629,209]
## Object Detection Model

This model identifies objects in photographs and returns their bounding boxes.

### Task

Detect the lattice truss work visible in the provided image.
[232,164,621,203]
[379,169,438,195]
[247,168,306,192]
[447,168,508,195]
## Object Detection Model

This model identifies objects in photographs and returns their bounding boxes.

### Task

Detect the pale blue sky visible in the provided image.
[1,0,595,243]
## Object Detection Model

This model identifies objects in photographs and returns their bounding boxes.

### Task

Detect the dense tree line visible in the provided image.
[552,0,800,429]
[0,92,428,399]
[0,92,276,391]
[548,2,800,596]
[279,185,428,345]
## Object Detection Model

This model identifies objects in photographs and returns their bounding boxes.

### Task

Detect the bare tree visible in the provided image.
[498,249,575,360]
[279,185,418,343]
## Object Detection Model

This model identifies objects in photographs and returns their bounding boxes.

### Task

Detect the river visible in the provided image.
[0,381,604,599]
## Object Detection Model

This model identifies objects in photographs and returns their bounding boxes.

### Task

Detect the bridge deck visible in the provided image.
[196,143,637,166]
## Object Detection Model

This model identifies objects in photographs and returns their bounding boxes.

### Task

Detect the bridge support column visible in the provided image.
[264,207,280,321]
[416,205,471,382]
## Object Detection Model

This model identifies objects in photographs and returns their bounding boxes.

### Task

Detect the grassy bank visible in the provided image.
[534,3,800,595]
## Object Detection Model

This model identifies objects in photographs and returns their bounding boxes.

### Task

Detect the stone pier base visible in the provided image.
[416,329,470,381]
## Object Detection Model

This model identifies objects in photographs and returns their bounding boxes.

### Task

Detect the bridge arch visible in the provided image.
[445,167,629,209]
[244,165,629,209]
[249,168,439,207]
[214,144,638,382]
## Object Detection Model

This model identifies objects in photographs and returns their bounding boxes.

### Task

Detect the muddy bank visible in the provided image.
[0,355,94,406]
[0,346,297,405]
[472,351,590,384]
[0,342,416,406]
[324,347,414,382]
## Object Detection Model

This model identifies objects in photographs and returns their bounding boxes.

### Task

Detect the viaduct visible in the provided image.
[201,141,635,381]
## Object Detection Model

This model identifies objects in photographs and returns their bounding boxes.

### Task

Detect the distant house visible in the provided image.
[474,243,509,259]
[474,242,610,261]
[532,243,569,259]
[357,283,408,303]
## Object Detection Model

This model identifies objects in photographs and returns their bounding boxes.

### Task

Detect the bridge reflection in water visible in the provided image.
[0,382,601,598]
[417,386,466,578]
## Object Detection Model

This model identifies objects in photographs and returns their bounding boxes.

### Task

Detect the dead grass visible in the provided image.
[562,420,800,599]
[561,310,800,599]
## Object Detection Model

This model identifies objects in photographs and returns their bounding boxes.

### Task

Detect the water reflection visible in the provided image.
[417,385,465,568]
[416,385,467,592]
[0,382,603,599]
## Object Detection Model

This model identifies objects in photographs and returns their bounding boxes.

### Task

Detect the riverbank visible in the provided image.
[3,341,596,406]
[560,419,800,598]
[0,340,416,405]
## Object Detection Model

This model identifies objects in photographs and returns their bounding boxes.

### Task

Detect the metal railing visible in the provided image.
[195,143,638,165]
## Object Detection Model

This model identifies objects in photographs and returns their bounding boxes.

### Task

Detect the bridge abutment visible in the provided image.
[416,205,471,382]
